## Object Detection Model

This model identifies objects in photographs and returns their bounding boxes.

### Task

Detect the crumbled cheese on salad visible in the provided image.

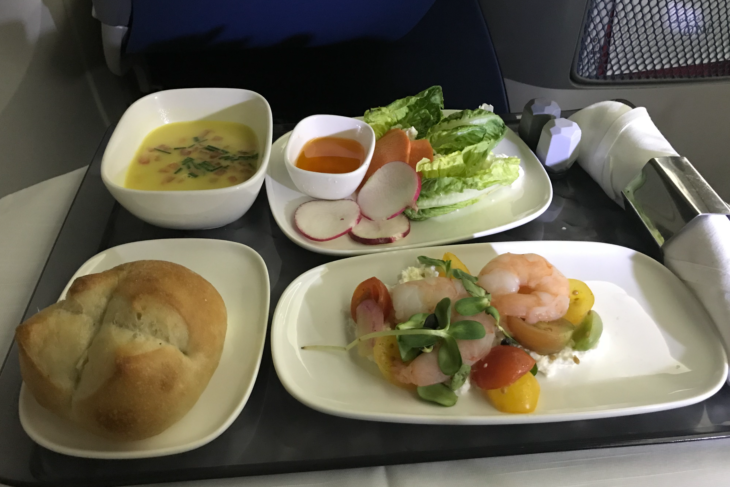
[398,265,439,284]
[405,127,418,141]
[479,103,494,112]
[527,347,589,379]
[454,379,472,396]
[346,316,358,340]
[469,345,589,382]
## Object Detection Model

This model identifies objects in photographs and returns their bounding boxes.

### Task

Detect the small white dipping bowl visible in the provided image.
[101,88,272,230]
[285,115,375,200]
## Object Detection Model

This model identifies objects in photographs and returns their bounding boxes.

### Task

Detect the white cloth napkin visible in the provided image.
[569,102,678,207]
[663,214,730,376]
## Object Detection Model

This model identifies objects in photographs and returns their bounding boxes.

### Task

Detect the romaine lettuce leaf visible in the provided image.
[428,108,500,132]
[408,152,520,219]
[416,142,516,179]
[426,108,506,154]
[364,86,444,139]
[417,184,502,209]
[417,158,519,208]
[404,196,487,221]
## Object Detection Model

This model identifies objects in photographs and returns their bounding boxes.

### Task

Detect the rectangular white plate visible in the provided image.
[265,112,552,256]
[271,241,727,424]
[19,239,270,459]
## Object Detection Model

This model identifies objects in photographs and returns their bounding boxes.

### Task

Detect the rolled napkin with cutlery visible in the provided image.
[568,102,678,207]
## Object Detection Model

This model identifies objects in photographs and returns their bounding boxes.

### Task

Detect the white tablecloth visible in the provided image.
[2,169,730,487]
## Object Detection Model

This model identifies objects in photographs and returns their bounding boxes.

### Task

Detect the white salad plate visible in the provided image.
[271,241,728,425]
[19,239,270,459]
[265,111,552,256]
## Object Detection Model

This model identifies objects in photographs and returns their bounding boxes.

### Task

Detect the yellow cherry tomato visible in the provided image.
[439,252,470,278]
[372,336,415,390]
[563,279,595,325]
[483,371,540,413]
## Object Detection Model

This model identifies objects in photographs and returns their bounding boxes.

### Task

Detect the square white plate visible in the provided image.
[271,241,727,424]
[265,112,552,256]
[19,239,270,459]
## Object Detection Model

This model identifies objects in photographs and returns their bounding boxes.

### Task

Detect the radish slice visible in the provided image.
[349,214,411,245]
[357,161,421,220]
[294,200,361,241]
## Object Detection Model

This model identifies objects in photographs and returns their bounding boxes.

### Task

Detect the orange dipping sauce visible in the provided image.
[295,137,365,174]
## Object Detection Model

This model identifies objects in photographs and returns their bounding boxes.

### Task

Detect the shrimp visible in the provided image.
[394,347,447,386]
[393,313,496,387]
[477,253,569,324]
[391,277,466,322]
[354,299,386,356]
[451,311,496,365]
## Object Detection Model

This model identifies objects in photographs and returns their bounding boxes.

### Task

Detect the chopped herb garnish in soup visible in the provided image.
[124,121,259,191]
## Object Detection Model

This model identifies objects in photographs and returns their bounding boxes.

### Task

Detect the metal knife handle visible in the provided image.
[622,157,729,252]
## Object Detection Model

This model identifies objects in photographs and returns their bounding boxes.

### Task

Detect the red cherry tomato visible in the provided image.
[351,277,394,322]
[471,345,536,390]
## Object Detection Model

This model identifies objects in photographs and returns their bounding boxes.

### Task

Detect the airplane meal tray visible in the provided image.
[1,118,729,487]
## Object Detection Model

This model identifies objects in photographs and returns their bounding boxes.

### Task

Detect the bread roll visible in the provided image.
[15,260,227,441]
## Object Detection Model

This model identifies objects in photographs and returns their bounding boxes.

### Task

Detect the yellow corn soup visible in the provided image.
[124,121,259,191]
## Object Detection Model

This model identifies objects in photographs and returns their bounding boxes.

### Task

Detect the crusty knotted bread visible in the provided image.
[15,260,227,441]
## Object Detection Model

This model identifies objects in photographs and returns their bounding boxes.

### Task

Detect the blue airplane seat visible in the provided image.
[95,0,508,119]
[125,0,438,52]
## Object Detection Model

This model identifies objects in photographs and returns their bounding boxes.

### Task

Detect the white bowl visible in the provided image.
[284,115,375,200]
[101,88,273,230]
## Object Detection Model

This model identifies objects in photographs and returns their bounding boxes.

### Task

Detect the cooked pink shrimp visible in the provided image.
[393,313,496,387]
[391,277,465,322]
[355,299,386,356]
[477,253,569,324]
[394,347,446,386]
[451,311,496,365]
